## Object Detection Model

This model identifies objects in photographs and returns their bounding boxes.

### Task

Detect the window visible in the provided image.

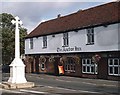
[82,58,97,74]
[41,62,45,70]
[30,38,33,49]
[65,58,75,72]
[63,32,69,47]
[43,36,47,48]
[86,28,94,45]
[108,58,120,76]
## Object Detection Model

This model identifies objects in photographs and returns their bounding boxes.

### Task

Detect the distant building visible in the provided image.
[25,2,120,80]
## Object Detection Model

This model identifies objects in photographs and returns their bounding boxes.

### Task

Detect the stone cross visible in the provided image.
[11,16,22,58]
[8,16,27,83]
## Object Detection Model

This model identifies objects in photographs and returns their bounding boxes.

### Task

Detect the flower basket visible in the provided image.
[29,57,34,63]
[39,56,46,63]
[73,56,80,64]
[60,56,67,64]
[49,56,55,63]
[92,54,101,63]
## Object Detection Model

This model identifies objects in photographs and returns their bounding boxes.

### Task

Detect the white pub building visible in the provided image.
[25,2,120,80]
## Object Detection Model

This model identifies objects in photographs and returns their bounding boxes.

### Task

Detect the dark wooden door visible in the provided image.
[98,58,108,79]
[54,58,59,76]
[31,61,34,73]
[35,57,39,74]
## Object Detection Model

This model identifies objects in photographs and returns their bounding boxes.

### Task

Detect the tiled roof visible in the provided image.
[26,2,120,38]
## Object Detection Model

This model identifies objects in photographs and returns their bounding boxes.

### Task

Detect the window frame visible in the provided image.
[86,28,94,45]
[40,62,45,71]
[65,58,75,72]
[43,36,47,48]
[63,32,69,47]
[29,38,33,49]
[108,58,120,76]
[82,58,97,74]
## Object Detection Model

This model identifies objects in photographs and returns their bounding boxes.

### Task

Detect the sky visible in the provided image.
[1,0,116,34]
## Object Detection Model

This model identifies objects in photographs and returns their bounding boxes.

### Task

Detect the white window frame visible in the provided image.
[63,32,69,47]
[29,38,33,49]
[86,28,94,45]
[108,58,120,76]
[43,36,47,48]
[65,58,75,72]
[82,58,97,74]
[41,62,45,71]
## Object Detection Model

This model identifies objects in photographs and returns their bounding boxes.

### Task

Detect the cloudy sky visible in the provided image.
[1,0,115,34]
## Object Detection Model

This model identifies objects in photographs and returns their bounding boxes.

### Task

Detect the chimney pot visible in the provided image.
[57,14,61,18]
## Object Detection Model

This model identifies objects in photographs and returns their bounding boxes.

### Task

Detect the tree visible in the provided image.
[0,13,27,65]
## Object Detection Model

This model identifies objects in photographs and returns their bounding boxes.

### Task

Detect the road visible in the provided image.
[1,73,120,95]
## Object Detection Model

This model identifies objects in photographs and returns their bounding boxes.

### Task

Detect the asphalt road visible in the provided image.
[26,74,119,94]
[1,73,120,95]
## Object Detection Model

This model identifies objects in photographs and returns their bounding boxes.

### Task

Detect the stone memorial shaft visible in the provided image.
[8,16,27,83]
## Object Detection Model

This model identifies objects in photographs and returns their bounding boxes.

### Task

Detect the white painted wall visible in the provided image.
[25,23,119,54]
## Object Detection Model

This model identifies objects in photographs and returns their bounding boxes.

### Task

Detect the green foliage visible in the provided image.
[0,13,27,65]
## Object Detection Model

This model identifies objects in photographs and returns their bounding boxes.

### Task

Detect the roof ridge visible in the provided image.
[26,2,119,38]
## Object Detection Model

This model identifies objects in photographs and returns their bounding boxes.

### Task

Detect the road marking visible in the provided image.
[0,88,23,93]
[47,85,76,91]
[82,82,117,87]
[102,84,117,86]
[55,87,77,92]
[47,86,54,88]
[20,89,48,94]
[81,82,97,85]
[78,90,100,93]
[56,79,117,87]
[46,85,100,93]
[56,79,71,82]
[1,88,48,94]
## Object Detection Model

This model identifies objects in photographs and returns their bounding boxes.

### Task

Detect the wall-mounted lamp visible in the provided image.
[103,24,108,28]
[74,30,78,32]
[52,34,55,37]
[36,37,39,39]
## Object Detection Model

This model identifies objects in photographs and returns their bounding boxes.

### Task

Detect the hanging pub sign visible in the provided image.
[58,65,64,75]
[39,56,46,63]
[49,56,55,63]
[92,54,101,63]
[57,46,81,52]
